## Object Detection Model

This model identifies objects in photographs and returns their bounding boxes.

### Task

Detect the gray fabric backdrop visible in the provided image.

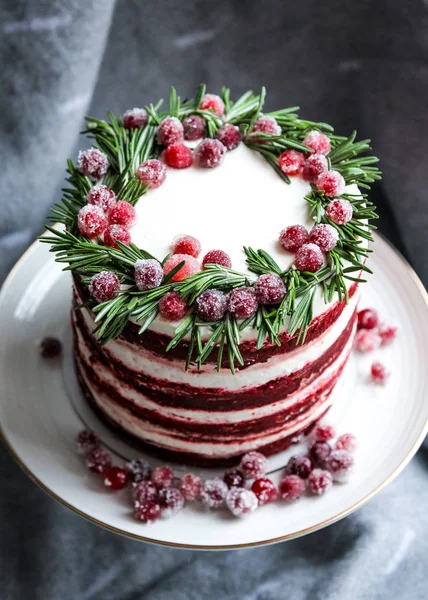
[1,1,427,598]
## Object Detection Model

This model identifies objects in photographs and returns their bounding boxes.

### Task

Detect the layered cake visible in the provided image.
[44,86,380,466]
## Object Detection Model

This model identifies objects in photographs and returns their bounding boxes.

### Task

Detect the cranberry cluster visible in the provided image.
[355,307,397,384]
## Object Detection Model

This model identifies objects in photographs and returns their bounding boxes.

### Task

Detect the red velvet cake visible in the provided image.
[44,86,380,466]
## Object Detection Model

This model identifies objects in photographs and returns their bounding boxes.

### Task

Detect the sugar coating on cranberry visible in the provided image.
[77,205,108,238]
[355,329,381,353]
[199,93,225,116]
[357,308,379,330]
[200,478,228,508]
[307,468,333,495]
[294,243,324,273]
[313,424,336,442]
[202,249,232,269]
[77,148,109,179]
[75,429,100,455]
[228,287,258,320]
[134,259,163,291]
[162,144,193,169]
[327,198,353,224]
[226,488,258,517]
[85,447,112,474]
[278,149,305,176]
[240,451,268,479]
[179,473,202,501]
[285,455,313,479]
[156,116,183,146]
[317,170,345,197]
[194,138,226,168]
[123,107,148,130]
[303,130,331,155]
[195,289,228,321]
[126,459,152,484]
[252,116,281,137]
[163,253,200,282]
[254,273,286,305]
[103,466,129,491]
[309,224,339,252]
[158,291,188,321]
[336,433,358,453]
[108,200,136,228]
[216,124,241,151]
[378,323,398,346]
[279,225,309,253]
[172,234,201,258]
[303,153,328,182]
[103,224,131,248]
[371,361,390,385]
[183,114,206,141]
[134,501,161,524]
[223,468,245,488]
[89,271,120,303]
[151,465,174,489]
[278,474,305,502]
[326,449,354,482]
[132,480,158,507]
[87,185,117,212]
[309,441,332,467]
[40,337,62,359]
[251,477,277,506]
[158,487,185,518]
[136,159,167,189]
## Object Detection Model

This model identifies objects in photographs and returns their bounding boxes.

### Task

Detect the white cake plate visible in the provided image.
[0,233,427,549]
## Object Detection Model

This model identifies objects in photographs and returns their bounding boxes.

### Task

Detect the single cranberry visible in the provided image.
[89,271,120,303]
[87,185,117,212]
[162,144,193,169]
[326,198,353,224]
[303,131,331,155]
[183,114,205,140]
[371,361,390,385]
[251,116,281,137]
[336,433,358,453]
[134,501,161,523]
[194,138,226,168]
[132,480,158,506]
[40,336,62,358]
[302,153,328,182]
[228,287,259,320]
[134,259,163,290]
[126,459,152,484]
[163,253,200,281]
[278,474,306,501]
[123,108,148,130]
[309,224,339,252]
[355,329,382,353]
[317,170,345,197]
[103,466,129,490]
[357,308,379,330]
[326,449,354,482]
[200,478,228,508]
[285,455,313,479]
[226,488,258,517]
[108,201,136,228]
[251,477,277,506]
[309,441,332,467]
[158,487,185,518]
[313,424,336,442]
[307,468,333,495]
[179,473,202,501]
[172,234,201,258]
[195,289,228,321]
[136,159,167,189]
[85,447,112,474]
[199,93,225,116]
[151,465,174,489]
[202,249,232,269]
[240,451,268,479]
[77,148,109,179]
[75,429,99,455]
[156,116,184,146]
[158,291,188,321]
[254,273,287,305]
[223,468,245,488]
[103,224,131,248]
[216,124,241,151]
[378,323,398,346]
[77,205,108,238]
[294,243,324,273]
[279,225,309,252]
[278,149,305,176]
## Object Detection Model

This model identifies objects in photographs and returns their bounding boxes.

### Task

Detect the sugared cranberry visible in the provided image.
[162,144,193,169]
[183,114,205,140]
[85,447,112,474]
[336,433,358,453]
[355,329,381,353]
[250,477,277,506]
[158,291,188,321]
[172,234,201,258]
[89,271,120,303]
[179,473,202,501]
[285,455,313,479]
[313,424,336,442]
[194,138,226,168]
[132,480,158,506]
[254,274,286,305]
[327,198,353,224]
[87,185,117,212]
[134,259,163,290]
[279,225,309,252]
[134,501,161,524]
[163,253,200,281]
[251,116,281,137]
[136,159,167,189]
[303,153,328,182]
[309,224,339,252]
[151,465,174,489]
[317,170,345,197]
[158,487,185,518]
[378,323,398,346]
[77,148,109,179]
[226,488,258,517]
[126,459,152,484]
[303,131,331,155]
[123,108,148,130]
[77,205,108,238]
[309,441,332,467]
[108,201,136,228]
[199,93,225,116]
[156,116,183,146]
[371,361,390,385]
[228,287,258,320]
[278,150,305,176]
[295,243,324,273]
[40,336,62,358]
[202,249,232,269]
[216,124,241,151]
[200,478,228,508]
[103,224,131,248]
[195,289,228,321]
[75,429,99,455]
[278,474,305,501]
[103,466,129,491]
[307,468,333,495]
[240,451,267,479]
[326,449,354,482]
[357,308,379,330]
[223,468,245,488]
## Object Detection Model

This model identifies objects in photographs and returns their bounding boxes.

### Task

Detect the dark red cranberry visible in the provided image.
[223,468,245,488]
[251,477,277,506]
[40,337,62,358]
[285,455,313,479]
[103,466,129,490]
